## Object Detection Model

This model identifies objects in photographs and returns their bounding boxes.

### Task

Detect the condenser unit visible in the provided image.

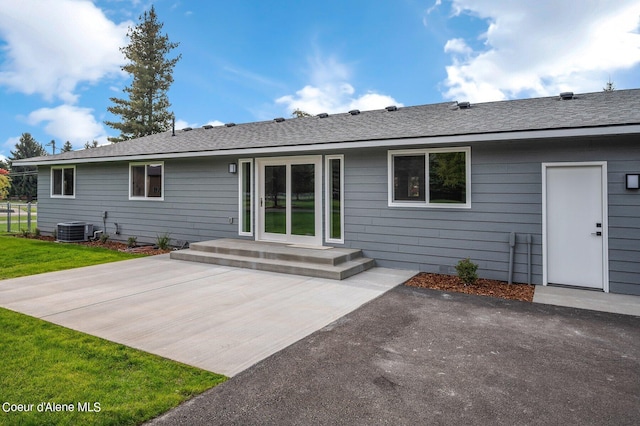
[57,222,94,242]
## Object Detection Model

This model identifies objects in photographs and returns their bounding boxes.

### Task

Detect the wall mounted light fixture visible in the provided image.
[626,174,639,190]
[228,163,237,174]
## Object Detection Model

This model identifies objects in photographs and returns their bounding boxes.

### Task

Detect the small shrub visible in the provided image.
[99,233,110,244]
[156,232,171,250]
[455,258,478,286]
[127,236,138,248]
[34,228,41,237]
[20,228,31,238]
[52,227,57,240]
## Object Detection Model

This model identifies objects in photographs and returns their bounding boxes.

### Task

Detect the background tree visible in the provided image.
[61,141,74,152]
[84,140,99,149]
[0,169,10,200]
[291,109,312,118]
[8,133,47,201]
[105,6,181,142]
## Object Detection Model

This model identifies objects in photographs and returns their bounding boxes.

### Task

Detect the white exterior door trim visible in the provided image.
[542,161,609,292]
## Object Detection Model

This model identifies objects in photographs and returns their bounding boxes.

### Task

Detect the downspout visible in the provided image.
[508,232,516,284]
[526,234,532,285]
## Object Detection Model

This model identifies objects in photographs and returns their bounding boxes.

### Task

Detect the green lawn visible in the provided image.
[0,308,226,425]
[0,236,227,425]
[0,236,141,279]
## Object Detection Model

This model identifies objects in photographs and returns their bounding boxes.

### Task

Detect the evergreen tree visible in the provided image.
[61,141,74,152]
[8,133,47,200]
[84,140,99,149]
[105,6,181,142]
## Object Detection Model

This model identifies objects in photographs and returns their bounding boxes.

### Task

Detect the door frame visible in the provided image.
[255,155,323,246]
[541,161,609,292]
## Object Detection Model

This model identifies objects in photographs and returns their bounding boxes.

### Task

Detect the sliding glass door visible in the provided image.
[257,156,322,246]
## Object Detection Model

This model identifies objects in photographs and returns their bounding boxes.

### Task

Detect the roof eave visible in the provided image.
[14,124,640,166]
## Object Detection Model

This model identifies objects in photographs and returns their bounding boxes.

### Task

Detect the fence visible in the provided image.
[2,202,37,233]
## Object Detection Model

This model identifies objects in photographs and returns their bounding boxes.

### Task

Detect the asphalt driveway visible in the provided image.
[149,285,640,425]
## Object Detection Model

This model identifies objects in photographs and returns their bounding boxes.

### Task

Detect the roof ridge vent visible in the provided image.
[317,112,329,118]
[348,109,360,115]
[225,122,236,127]
[385,105,398,112]
[182,127,193,131]
[560,92,574,100]
[202,125,214,129]
[457,101,471,109]
[274,117,285,122]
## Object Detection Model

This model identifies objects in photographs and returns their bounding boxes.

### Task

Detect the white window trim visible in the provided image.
[238,158,254,236]
[129,162,165,201]
[387,147,471,208]
[325,154,345,244]
[50,165,76,198]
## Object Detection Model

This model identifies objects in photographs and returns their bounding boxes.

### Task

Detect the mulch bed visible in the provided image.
[405,273,535,302]
[24,235,171,255]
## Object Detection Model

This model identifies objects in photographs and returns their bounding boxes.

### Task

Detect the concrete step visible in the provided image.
[188,239,365,266]
[170,248,375,280]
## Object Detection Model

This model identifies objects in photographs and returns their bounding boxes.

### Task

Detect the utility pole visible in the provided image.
[46,140,56,155]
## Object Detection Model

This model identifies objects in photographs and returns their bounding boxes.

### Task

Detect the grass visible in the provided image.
[0,308,226,425]
[0,235,227,424]
[0,235,143,280]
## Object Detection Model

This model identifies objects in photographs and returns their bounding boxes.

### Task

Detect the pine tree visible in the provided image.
[61,141,74,152]
[105,6,181,142]
[8,133,47,200]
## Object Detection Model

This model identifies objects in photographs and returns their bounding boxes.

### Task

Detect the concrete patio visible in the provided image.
[0,254,415,377]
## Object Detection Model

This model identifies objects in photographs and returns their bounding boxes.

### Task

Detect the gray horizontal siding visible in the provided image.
[34,135,639,295]
[37,158,241,246]
[341,136,639,294]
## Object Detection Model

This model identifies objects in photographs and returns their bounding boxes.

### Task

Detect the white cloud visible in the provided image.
[27,105,108,149]
[444,38,471,55]
[276,54,402,115]
[441,0,640,102]
[1,136,20,159]
[174,119,224,130]
[0,0,130,103]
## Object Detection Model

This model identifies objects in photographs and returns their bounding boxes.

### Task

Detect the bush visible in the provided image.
[99,233,110,244]
[34,228,41,237]
[455,258,478,286]
[156,233,171,250]
[127,236,138,248]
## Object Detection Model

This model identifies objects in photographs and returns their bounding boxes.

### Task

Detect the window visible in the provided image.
[51,166,75,197]
[238,159,253,235]
[129,162,163,200]
[325,155,344,243]
[388,147,470,208]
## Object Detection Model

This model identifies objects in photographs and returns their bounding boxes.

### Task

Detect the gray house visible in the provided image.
[16,89,640,295]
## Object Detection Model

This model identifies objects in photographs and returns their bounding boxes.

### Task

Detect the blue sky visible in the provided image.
[1,0,639,162]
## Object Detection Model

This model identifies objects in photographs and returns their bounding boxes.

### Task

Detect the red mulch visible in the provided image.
[405,273,535,302]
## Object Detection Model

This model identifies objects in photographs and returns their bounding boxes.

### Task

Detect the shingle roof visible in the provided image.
[17,89,640,165]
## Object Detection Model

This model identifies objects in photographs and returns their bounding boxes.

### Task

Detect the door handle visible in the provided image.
[260,198,263,207]
[591,231,602,236]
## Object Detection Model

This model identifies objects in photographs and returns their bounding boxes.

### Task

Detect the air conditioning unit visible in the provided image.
[57,222,94,242]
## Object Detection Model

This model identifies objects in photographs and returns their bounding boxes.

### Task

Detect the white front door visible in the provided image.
[256,156,322,246]
[543,163,608,290]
